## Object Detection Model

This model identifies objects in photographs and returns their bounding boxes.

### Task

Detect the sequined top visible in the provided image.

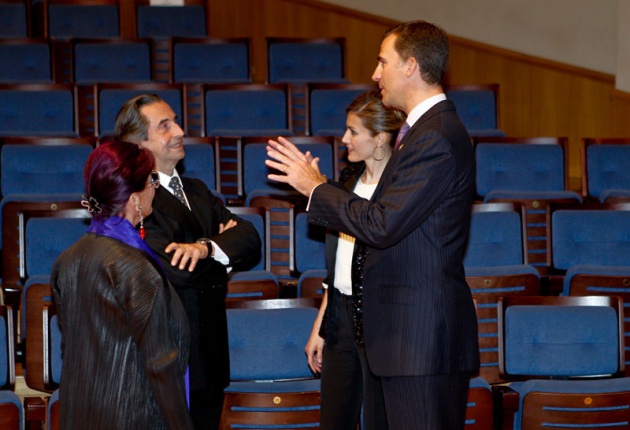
[320,162,370,345]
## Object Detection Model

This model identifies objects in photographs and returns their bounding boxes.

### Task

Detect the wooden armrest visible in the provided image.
[492,385,519,430]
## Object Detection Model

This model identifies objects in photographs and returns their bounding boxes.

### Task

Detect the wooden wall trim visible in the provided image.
[290,0,399,26]
[612,89,630,101]
[449,35,614,85]
[305,0,615,85]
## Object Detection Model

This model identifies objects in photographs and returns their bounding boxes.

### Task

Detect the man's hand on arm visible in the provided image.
[164,218,239,272]
[219,219,237,235]
[165,242,209,272]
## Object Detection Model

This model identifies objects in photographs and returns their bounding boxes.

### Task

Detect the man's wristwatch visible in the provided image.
[196,238,212,247]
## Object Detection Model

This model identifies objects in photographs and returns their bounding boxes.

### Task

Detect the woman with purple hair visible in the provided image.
[51,140,193,429]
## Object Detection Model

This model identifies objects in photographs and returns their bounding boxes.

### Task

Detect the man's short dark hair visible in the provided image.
[384,20,449,86]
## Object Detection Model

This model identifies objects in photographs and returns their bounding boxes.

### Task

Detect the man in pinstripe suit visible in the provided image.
[266,20,479,429]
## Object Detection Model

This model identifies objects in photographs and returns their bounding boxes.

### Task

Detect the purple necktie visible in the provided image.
[394,122,410,150]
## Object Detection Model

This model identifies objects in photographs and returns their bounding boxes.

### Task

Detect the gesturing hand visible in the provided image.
[266,137,327,196]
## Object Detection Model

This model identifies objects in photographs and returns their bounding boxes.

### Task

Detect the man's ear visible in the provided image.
[405,57,418,78]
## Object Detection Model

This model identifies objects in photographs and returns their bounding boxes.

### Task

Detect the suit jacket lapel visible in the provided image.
[181,178,214,237]
[153,185,205,239]
[372,100,455,200]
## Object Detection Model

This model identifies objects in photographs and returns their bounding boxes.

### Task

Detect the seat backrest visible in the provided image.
[1,143,91,197]
[227,305,318,380]
[297,270,327,299]
[466,203,541,384]
[242,136,334,197]
[136,3,206,38]
[247,196,297,279]
[0,304,20,430]
[307,83,375,137]
[23,281,55,392]
[474,137,569,196]
[498,295,624,378]
[466,377,493,430]
[0,305,15,391]
[551,209,630,271]
[294,211,326,274]
[511,377,630,430]
[46,1,119,38]
[213,137,242,202]
[465,203,525,268]
[73,38,151,84]
[96,83,184,137]
[178,139,216,190]
[226,270,279,301]
[445,84,500,135]
[0,39,51,83]
[228,206,266,272]
[267,37,345,84]
[204,84,291,137]
[0,1,28,38]
[582,138,630,201]
[47,389,60,430]
[173,37,251,84]
[25,217,88,280]
[48,310,62,386]
[1,202,86,311]
[0,84,77,137]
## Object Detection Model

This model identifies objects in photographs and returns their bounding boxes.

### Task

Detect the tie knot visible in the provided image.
[169,176,182,190]
[394,122,411,149]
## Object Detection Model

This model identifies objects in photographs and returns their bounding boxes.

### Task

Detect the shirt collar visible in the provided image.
[405,93,447,128]
[158,169,183,191]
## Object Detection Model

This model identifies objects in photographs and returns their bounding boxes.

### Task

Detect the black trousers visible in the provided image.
[320,291,388,430]
[190,388,224,430]
[380,371,472,430]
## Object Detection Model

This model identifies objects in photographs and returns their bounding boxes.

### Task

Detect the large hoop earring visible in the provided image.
[372,145,386,161]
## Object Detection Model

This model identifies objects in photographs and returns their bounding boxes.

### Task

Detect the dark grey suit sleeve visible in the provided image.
[309,130,457,249]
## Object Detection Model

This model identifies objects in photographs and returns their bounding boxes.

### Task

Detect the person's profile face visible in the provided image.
[372,34,406,110]
[342,112,382,163]
[139,101,185,174]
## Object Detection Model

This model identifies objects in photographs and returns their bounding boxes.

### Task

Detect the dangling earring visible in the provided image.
[372,145,386,161]
[136,202,145,240]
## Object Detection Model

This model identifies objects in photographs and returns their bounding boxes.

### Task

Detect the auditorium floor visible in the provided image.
[14,364,50,402]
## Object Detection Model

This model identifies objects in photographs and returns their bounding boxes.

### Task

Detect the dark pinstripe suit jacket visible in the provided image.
[309,100,479,377]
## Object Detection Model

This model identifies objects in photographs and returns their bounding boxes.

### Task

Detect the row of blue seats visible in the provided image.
[4,174,628,404]
[1,1,208,39]
[0,137,627,305]
[1,134,627,206]
[0,36,348,86]
[8,274,630,429]
[0,82,502,138]
[7,198,630,307]
[9,289,630,429]
[2,198,630,429]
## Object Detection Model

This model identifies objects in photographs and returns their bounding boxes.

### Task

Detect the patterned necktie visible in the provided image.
[169,176,187,205]
[394,122,410,150]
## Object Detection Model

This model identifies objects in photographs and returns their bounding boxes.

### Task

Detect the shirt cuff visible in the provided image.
[211,241,230,266]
